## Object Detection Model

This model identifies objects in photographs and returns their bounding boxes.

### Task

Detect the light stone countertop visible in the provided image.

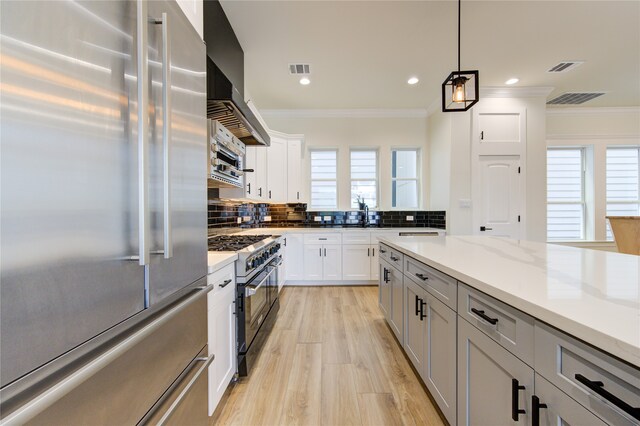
[207,252,238,274]
[378,235,640,368]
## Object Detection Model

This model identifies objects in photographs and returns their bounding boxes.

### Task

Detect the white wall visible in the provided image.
[262,114,429,211]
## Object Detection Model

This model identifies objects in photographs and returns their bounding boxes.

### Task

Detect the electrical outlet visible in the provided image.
[263,215,272,222]
[406,215,414,221]
[323,216,332,221]
[243,216,251,222]
[314,216,322,222]
[237,217,242,224]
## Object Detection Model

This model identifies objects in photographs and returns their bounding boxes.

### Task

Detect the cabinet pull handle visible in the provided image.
[531,395,547,426]
[324,248,326,257]
[390,256,399,261]
[319,248,322,257]
[258,188,262,197]
[511,379,526,421]
[368,248,370,257]
[415,273,429,281]
[574,374,640,420]
[247,182,251,194]
[420,299,427,321]
[372,248,375,256]
[219,279,232,288]
[383,268,389,283]
[380,248,386,254]
[297,191,299,199]
[269,190,272,199]
[284,238,287,246]
[415,294,420,316]
[471,308,499,325]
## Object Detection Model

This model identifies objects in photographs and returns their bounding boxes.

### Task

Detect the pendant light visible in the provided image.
[441,0,479,112]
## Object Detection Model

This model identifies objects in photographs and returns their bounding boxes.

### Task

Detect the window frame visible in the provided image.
[605,146,640,240]
[391,148,421,209]
[309,148,339,210]
[349,148,379,210]
[546,146,587,241]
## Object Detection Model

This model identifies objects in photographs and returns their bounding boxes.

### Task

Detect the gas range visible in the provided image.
[208,234,282,281]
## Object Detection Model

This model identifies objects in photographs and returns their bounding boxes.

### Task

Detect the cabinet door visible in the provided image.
[287,138,303,202]
[379,262,391,320]
[370,245,380,280]
[342,244,371,280]
[254,147,267,200]
[322,245,342,281]
[244,146,258,200]
[266,137,287,202]
[208,283,236,415]
[404,279,426,372]
[458,318,534,426]
[389,266,404,345]
[303,244,324,280]
[285,234,305,281]
[534,374,607,426]
[424,294,457,425]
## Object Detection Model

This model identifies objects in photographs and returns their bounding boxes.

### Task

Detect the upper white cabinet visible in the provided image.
[266,137,287,202]
[286,138,303,203]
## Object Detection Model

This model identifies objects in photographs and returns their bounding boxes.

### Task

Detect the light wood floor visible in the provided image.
[210,286,446,426]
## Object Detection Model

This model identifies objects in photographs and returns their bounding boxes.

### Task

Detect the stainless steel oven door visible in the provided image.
[244,266,274,347]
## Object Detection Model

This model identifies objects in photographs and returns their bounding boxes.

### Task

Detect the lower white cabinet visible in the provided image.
[403,279,427,371]
[284,234,304,281]
[207,265,236,415]
[303,244,342,281]
[457,317,534,426]
[342,244,380,280]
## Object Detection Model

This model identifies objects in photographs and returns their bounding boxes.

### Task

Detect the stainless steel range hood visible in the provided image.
[207,58,270,146]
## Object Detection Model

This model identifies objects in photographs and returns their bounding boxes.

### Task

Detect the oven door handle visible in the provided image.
[245,270,272,297]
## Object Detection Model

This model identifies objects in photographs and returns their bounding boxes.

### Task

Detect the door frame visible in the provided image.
[471,107,527,238]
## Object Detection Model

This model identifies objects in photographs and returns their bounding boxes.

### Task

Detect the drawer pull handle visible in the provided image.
[380,249,387,253]
[319,238,327,240]
[415,273,429,281]
[531,395,547,426]
[574,374,640,420]
[390,256,399,261]
[219,279,232,288]
[511,379,526,421]
[471,308,498,325]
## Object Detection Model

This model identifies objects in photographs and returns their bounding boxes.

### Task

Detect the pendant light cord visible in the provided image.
[458,0,461,73]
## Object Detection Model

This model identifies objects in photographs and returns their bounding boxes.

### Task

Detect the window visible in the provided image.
[350,150,378,208]
[606,147,640,240]
[310,150,338,209]
[547,148,586,240]
[392,149,419,208]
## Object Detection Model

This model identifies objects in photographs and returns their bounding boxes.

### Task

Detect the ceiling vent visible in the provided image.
[547,61,584,73]
[547,92,606,105]
[289,64,310,75]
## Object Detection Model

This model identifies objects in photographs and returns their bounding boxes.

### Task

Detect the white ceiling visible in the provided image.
[219,1,640,110]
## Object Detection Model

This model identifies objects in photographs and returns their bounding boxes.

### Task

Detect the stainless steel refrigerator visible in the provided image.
[0,1,210,424]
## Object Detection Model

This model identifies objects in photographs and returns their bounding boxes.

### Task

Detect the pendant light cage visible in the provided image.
[442,70,479,112]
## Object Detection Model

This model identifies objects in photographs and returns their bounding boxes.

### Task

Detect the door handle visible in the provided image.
[531,395,547,426]
[136,0,150,266]
[480,226,493,232]
[511,379,526,421]
[156,12,172,259]
[415,294,420,316]
[419,299,427,321]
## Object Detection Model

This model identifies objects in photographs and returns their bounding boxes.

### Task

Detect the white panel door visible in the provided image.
[266,137,287,202]
[341,244,371,280]
[303,244,324,280]
[285,234,304,281]
[322,245,342,281]
[477,155,521,238]
[404,279,426,372]
[254,147,267,200]
[370,244,380,280]
[244,147,258,200]
[287,139,303,202]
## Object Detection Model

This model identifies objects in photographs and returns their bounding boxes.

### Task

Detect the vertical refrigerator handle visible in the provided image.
[137,0,150,266]
[159,12,172,259]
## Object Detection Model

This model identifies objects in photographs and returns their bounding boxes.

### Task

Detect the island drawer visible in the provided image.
[342,232,371,245]
[404,257,457,310]
[379,243,404,271]
[458,283,534,366]
[534,323,640,425]
[303,233,342,245]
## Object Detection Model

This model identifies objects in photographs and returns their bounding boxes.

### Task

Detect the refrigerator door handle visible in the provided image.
[0,284,213,425]
[138,353,214,425]
[137,0,150,266]
[158,12,173,259]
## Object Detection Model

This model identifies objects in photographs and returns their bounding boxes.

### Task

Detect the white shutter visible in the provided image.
[350,150,377,208]
[606,147,640,240]
[547,148,585,240]
[310,150,337,209]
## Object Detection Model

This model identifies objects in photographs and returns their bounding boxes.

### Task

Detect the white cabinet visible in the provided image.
[266,137,287,202]
[341,244,371,280]
[457,317,534,426]
[303,244,324,280]
[255,147,267,200]
[370,245,380,280]
[323,245,342,281]
[243,147,257,200]
[388,264,403,345]
[303,243,342,281]
[207,264,236,415]
[379,262,391,320]
[286,138,303,202]
[404,279,427,372]
[284,234,304,281]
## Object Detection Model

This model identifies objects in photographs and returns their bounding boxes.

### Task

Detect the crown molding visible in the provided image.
[260,108,429,119]
[546,106,640,116]
[480,86,555,98]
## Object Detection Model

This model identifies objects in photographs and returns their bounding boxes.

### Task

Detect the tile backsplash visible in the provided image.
[208,190,446,230]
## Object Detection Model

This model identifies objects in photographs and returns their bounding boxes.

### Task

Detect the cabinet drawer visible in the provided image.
[404,257,457,310]
[534,323,640,425]
[342,232,371,245]
[303,233,342,245]
[378,243,403,271]
[458,283,534,366]
[207,263,235,301]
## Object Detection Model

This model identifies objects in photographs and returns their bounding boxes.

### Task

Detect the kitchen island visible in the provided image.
[378,235,639,425]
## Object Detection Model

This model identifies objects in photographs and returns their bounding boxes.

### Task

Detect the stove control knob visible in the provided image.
[275,243,281,251]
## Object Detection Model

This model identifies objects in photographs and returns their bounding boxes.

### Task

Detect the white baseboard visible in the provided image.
[284,280,376,286]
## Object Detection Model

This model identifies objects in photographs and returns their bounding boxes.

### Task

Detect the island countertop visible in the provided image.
[378,235,640,368]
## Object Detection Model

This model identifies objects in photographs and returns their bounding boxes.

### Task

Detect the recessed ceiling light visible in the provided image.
[299,77,310,85]
[505,78,519,85]
[407,77,419,85]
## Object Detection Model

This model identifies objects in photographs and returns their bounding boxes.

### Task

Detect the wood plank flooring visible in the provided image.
[210,286,445,426]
